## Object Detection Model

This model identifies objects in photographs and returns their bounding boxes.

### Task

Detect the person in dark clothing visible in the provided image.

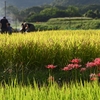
[7,23,12,35]
[24,23,35,32]
[20,22,35,33]
[0,17,8,34]
[20,23,26,33]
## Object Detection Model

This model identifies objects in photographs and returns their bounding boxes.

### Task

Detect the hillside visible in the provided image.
[52,0,100,6]
[1,0,100,9]
[0,0,54,8]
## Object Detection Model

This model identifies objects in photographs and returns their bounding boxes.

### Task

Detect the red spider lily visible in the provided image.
[62,64,81,71]
[67,64,81,69]
[94,58,100,66]
[94,58,100,62]
[90,73,96,78]
[97,73,100,77]
[86,58,100,69]
[46,64,56,69]
[90,73,97,81]
[86,62,96,68]
[90,77,97,81]
[62,66,72,71]
[73,64,81,69]
[80,68,86,72]
[67,64,75,69]
[70,58,81,64]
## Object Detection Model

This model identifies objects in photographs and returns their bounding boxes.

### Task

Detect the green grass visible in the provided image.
[0,80,100,100]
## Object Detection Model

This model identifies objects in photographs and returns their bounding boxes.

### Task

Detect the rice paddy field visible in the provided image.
[0,30,100,99]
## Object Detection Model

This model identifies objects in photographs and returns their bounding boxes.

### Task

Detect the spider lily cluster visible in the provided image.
[46,58,100,82]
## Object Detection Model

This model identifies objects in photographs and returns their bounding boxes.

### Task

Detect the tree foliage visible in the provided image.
[5,4,100,22]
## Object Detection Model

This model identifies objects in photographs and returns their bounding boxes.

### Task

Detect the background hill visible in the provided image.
[0,0,54,8]
[1,0,100,9]
[0,0,100,26]
[52,0,100,6]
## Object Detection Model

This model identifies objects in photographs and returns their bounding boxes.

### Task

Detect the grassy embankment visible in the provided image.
[34,17,100,31]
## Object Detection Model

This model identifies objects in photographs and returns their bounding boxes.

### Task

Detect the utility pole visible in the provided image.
[5,1,6,17]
